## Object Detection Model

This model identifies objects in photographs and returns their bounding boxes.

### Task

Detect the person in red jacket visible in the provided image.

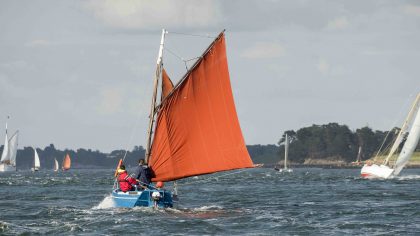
[117,165,138,192]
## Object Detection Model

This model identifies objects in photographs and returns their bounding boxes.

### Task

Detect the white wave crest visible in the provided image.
[194,205,223,211]
[395,175,420,180]
[92,194,116,209]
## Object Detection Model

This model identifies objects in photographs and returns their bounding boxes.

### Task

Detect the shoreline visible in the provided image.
[264,163,420,169]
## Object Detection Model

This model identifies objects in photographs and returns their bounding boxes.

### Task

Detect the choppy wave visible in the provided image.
[394,174,420,180]
[1,168,420,235]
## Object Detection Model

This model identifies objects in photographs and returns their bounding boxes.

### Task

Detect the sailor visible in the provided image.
[155,181,164,189]
[117,165,138,192]
[133,159,152,188]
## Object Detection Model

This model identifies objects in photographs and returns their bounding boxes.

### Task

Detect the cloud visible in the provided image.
[84,0,222,30]
[317,58,330,75]
[326,17,349,30]
[361,49,401,56]
[0,60,31,70]
[241,42,285,59]
[97,87,124,114]
[24,39,53,47]
[402,5,420,17]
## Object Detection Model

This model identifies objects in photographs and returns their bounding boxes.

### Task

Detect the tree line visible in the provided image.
[275,123,419,164]
[6,144,146,170]
[2,122,419,169]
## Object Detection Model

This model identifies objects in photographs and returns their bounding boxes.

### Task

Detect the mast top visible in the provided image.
[156,29,167,65]
[5,115,9,134]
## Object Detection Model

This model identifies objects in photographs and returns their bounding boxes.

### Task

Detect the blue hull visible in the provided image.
[111,189,173,208]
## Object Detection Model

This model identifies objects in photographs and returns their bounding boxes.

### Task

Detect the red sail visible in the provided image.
[62,154,71,170]
[149,33,253,182]
[161,68,174,100]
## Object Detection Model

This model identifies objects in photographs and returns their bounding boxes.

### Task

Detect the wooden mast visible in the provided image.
[145,29,166,164]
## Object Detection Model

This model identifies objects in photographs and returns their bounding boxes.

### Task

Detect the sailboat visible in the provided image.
[361,93,420,179]
[111,29,254,208]
[275,134,293,172]
[351,146,363,166]
[62,154,71,171]
[53,158,59,172]
[0,117,18,172]
[31,147,41,171]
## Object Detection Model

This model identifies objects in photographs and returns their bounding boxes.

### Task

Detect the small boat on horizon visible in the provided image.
[350,146,363,166]
[31,147,40,171]
[62,154,71,171]
[361,93,420,179]
[275,133,293,173]
[54,158,59,172]
[0,116,18,172]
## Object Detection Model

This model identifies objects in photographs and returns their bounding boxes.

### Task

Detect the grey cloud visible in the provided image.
[0,0,419,151]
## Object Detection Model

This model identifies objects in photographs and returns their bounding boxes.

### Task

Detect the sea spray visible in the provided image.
[93,194,115,209]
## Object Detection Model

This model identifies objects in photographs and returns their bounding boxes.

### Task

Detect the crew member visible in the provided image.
[117,165,138,192]
[133,159,152,188]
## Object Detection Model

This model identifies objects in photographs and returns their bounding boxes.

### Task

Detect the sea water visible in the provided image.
[1,168,420,235]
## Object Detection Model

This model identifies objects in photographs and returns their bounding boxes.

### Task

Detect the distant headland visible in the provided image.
[2,122,419,170]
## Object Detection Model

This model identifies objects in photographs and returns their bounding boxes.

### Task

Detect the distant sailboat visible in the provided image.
[0,117,18,172]
[62,154,71,171]
[275,134,293,172]
[31,147,40,171]
[351,146,363,166]
[361,93,420,179]
[54,158,59,172]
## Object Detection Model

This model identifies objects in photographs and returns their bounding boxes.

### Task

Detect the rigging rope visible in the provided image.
[164,31,215,71]
[374,93,416,162]
[164,47,202,71]
[167,31,216,39]
[113,110,143,189]
[121,110,143,163]
[164,47,184,61]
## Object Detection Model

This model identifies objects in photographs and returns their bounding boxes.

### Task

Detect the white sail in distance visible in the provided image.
[0,132,9,162]
[284,134,289,169]
[7,131,19,166]
[54,158,59,171]
[34,148,40,169]
[393,104,420,175]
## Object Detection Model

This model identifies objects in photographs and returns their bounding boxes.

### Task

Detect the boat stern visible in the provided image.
[111,189,173,208]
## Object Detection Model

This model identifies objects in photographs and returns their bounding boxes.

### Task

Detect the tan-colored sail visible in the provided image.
[148,32,254,182]
[62,154,71,170]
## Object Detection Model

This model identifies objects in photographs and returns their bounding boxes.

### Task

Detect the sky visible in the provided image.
[0,0,419,152]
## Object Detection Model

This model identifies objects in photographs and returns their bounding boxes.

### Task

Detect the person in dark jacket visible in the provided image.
[132,159,152,188]
[117,165,138,192]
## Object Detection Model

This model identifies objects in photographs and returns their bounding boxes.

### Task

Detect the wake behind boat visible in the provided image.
[0,116,18,172]
[361,93,420,179]
[110,29,254,208]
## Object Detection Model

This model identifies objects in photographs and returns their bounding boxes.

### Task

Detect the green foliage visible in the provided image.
[5,144,146,170]
[275,123,403,164]
[2,123,419,168]
[246,144,279,164]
